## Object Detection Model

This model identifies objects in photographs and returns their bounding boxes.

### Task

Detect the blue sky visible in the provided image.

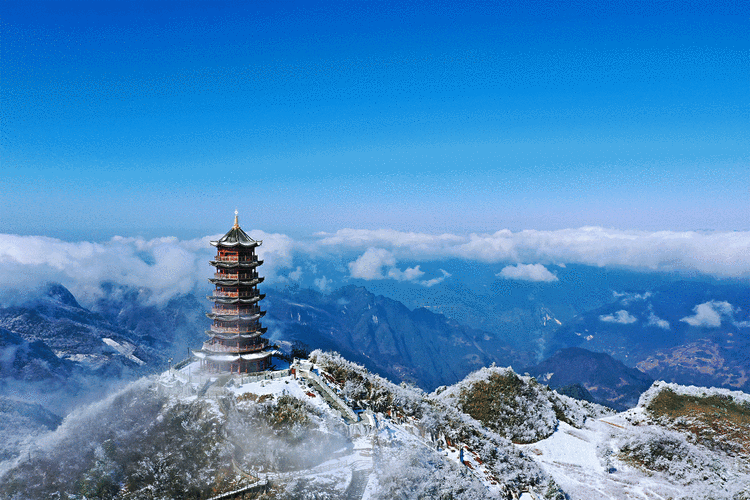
[2,0,748,240]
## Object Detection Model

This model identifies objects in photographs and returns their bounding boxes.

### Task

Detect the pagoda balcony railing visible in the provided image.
[202,341,268,353]
[211,290,258,298]
[211,307,261,315]
[213,256,259,263]
[213,273,258,280]
[209,325,261,334]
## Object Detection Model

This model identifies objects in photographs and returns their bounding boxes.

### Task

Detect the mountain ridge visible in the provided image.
[2,352,748,499]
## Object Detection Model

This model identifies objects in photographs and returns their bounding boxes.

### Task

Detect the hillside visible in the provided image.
[0,354,567,499]
[2,350,748,499]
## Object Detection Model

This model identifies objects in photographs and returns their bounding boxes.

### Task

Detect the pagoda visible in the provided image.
[194,211,273,373]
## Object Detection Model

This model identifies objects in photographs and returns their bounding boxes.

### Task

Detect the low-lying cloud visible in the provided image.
[0,230,294,306]
[314,275,332,292]
[680,301,735,328]
[346,247,428,285]
[647,312,670,330]
[320,227,750,279]
[420,269,451,287]
[497,264,558,282]
[347,248,397,280]
[2,226,749,307]
[600,310,638,324]
[614,291,652,305]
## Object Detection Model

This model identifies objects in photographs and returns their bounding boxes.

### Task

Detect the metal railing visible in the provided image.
[213,256,259,263]
[211,290,257,298]
[211,307,261,315]
[213,273,258,280]
[209,326,262,334]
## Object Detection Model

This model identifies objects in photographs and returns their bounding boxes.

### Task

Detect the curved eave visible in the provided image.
[208,277,265,286]
[209,260,263,268]
[209,240,261,248]
[207,294,265,304]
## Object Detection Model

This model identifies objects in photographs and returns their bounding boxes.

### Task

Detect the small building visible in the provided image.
[194,212,273,373]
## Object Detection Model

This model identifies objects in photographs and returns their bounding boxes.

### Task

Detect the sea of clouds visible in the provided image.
[0,227,748,306]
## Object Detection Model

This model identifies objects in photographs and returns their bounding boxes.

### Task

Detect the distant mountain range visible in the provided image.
[0,284,158,379]
[1,272,749,418]
[2,272,750,497]
[524,347,654,411]
[547,280,750,392]
[266,284,536,390]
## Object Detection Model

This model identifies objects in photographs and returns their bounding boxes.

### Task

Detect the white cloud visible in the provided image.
[420,269,451,287]
[314,227,750,279]
[314,275,332,292]
[347,248,431,284]
[0,230,296,307]
[613,291,652,305]
[315,228,464,254]
[680,301,735,328]
[387,265,425,282]
[0,234,207,306]
[3,225,750,307]
[497,263,558,282]
[287,266,303,282]
[347,248,396,280]
[248,230,296,277]
[599,310,638,324]
[647,312,670,330]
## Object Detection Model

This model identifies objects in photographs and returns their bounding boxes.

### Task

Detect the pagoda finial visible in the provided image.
[233,209,239,229]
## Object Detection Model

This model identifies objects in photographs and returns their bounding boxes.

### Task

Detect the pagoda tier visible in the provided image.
[208,277,264,286]
[193,212,274,374]
[206,313,265,322]
[204,332,267,341]
[199,336,268,353]
[209,259,264,268]
[207,325,268,334]
[208,296,265,305]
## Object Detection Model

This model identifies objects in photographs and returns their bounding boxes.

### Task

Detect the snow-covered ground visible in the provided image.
[169,362,377,498]
[170,362,508,498]
[167,361,750,500]
[519,414,698,500]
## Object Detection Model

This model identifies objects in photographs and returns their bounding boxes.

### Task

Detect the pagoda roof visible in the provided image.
[210,214,261,248]
[208,277,264,286]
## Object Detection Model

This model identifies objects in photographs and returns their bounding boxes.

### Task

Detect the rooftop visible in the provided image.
[210,211,262,248]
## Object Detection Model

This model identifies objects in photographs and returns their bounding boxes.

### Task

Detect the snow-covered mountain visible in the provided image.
[4,277,749,415]
[2,351,748,499]
[0,283,158,377]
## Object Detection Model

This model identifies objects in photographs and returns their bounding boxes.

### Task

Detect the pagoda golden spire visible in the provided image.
[233,209,239,229]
